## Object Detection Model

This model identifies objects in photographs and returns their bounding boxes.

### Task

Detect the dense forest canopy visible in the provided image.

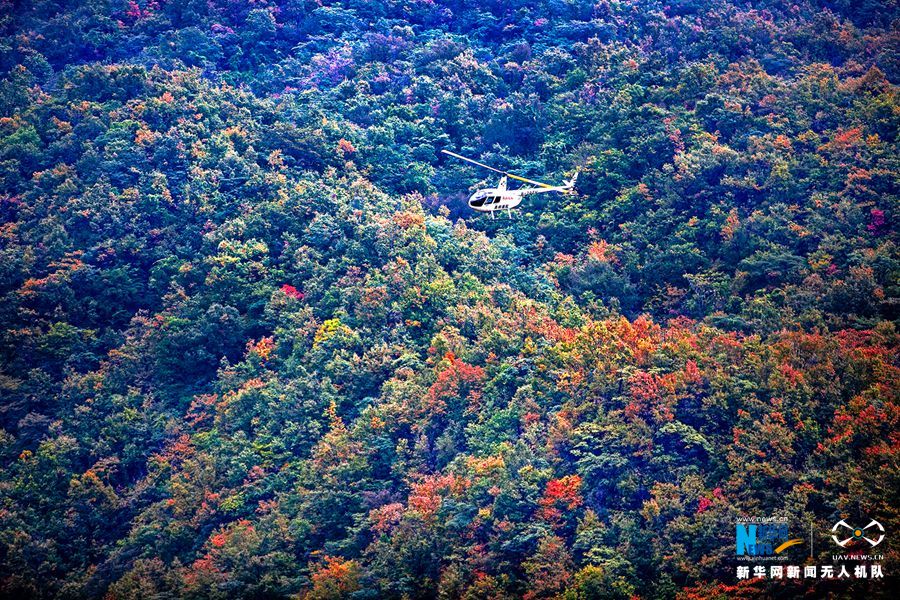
[0,0,898,598]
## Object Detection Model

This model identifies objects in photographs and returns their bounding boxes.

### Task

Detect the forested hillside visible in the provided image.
[1,1,898,598]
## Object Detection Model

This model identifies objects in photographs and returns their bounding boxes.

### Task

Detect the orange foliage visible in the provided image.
[678,579,766,599]
[337,138,357,154]
[423,353,486,416]
[408,474,466,521]
[819,126,863,152]
[369,502,404,534]
[393,210,425,229]
[134,128,156,145]
[586,240,616,263]
[186,393,219,427]
[537,475,583,524]
[308,556,362,599]
[720,208,739,241]
[248,337,275,361]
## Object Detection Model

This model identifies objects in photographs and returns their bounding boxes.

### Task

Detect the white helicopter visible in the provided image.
[441,150,577,218]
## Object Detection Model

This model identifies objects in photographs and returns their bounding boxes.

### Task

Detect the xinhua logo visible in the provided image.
[831,519,885,548]
[736,523,803,556]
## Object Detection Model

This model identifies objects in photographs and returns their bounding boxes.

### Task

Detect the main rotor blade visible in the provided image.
[441,150,506,175]
[441,150,555,188]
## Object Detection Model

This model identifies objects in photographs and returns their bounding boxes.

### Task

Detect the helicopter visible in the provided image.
[441,149,577,218]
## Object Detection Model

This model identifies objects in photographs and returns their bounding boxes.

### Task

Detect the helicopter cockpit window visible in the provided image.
[469,191,488,207]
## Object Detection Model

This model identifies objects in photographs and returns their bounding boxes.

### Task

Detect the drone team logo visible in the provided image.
[831,519,885,548]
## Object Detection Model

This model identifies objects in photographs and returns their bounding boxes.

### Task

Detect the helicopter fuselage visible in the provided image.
[467,188,524,212]
[467,176,575,215]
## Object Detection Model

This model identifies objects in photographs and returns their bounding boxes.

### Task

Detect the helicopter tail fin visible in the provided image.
[564,171,578,189]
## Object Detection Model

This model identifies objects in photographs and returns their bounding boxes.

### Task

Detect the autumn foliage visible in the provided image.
[0,1,897,599]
